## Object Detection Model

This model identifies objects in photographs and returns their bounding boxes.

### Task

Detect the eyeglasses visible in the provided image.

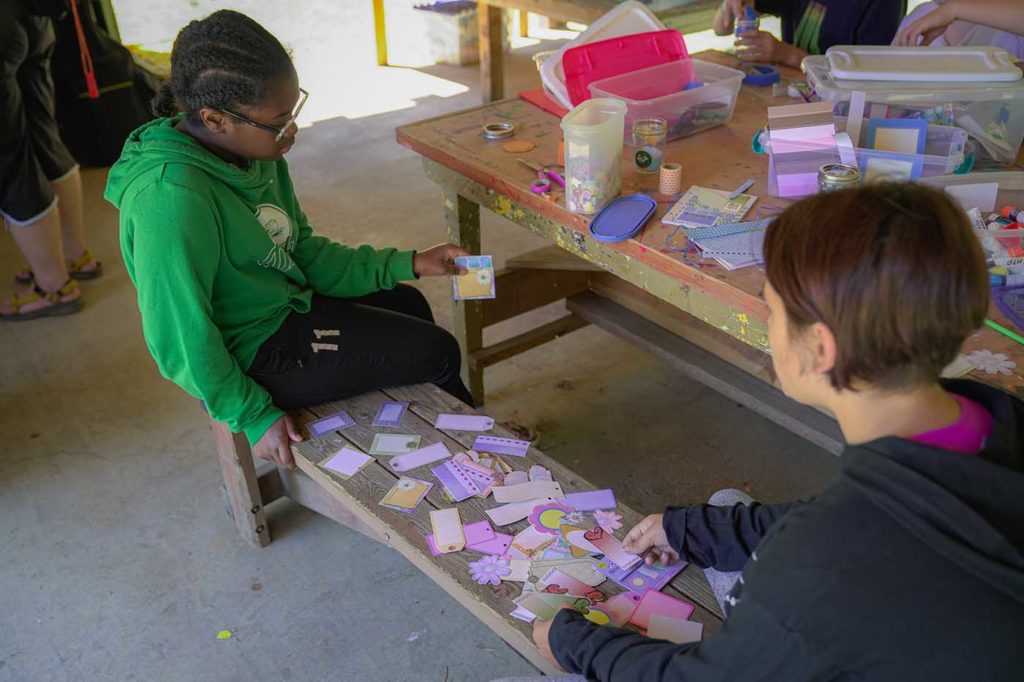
[221,88,309,142]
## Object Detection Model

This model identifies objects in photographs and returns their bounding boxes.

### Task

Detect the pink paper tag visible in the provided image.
[426,519,495,556]
[628,590,695,629]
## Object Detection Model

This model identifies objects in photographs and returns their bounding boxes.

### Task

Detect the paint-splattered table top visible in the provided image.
[397,50,1024,397]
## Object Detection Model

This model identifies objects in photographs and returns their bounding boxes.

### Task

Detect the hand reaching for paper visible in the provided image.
[253,413,303,469]
[623,513,679,566]
[413,243,470,277]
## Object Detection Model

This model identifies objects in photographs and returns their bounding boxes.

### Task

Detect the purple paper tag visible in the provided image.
[308,410,356,437]
[432,460,481,502]
[564,489,617,511]
[598,559,686,595]
[472,435,530,457]
[373,401,409,427]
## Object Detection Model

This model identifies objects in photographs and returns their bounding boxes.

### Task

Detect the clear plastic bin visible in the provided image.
[561,98,627,215]
[587,59,745,143]
[803,55,1024,166]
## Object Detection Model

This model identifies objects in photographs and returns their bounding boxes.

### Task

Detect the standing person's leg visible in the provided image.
[51,168,100,276]
[248,290,473,408]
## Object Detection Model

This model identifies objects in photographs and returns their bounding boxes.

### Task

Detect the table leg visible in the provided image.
[443,188,485,404]
[477,1,503,103]
[518,10,529,38]
[373,0,388,66]
[210,419,271,548]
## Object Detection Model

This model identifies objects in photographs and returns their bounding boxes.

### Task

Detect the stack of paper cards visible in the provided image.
[369,433,421,456]
[453,255,496,301]
[320,447,374,480]
[662,186,757,228]
[380,477,433,514]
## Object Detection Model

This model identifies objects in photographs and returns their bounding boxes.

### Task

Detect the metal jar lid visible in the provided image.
[818,162,860,190]
[482,122,516,139]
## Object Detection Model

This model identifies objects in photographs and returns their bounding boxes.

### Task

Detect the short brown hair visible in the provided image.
[763,182,989,391]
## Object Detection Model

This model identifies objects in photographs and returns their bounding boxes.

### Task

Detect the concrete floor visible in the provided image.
[0,5,837,681]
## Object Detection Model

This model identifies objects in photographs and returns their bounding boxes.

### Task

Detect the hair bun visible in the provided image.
[151,82,179,118]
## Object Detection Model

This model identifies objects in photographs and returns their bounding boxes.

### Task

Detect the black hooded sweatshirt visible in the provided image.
[549,380,1024,681]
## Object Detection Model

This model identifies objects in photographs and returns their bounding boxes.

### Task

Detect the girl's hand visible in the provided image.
[253,414,303,469]
[413,243,470,277]
[532,604,573,671]
[623,513,679,566]
[714,0,753,36]
[893,4,955,46]
[735,30,803,67]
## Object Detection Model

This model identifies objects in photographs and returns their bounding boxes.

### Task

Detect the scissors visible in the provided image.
[517,159,565,194]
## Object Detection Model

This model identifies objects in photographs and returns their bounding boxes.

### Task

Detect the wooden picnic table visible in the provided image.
[394,49,1024,455]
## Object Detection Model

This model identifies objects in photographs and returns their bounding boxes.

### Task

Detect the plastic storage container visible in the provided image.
[561,98,627,215]
[803,54,1024,165]
[588,59,744,143]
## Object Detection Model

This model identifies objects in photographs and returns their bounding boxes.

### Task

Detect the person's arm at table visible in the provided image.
[894,0,1024,46]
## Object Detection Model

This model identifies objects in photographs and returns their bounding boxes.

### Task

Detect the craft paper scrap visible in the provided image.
[504,558,532,582]
[599,559,686,595]
[504,471,530,486]
[466,533,513,555]
[584,525,642,571]
[429,508,465,553]
[388,442,453,472]
[427,520,496,556]
[540,568,599,598]
[320,447,374,479]
[486,497,558,526]
[510,606,537,623]
[380,477,433,514]
[369,433,422,456]
[561,523,603,558]
[628,590,696,629]
[373,400,409,427]
[453,255,496,301]
[492,481,564,504]
[648,614,704,644]
[473,435,530,457]
[565,489,617,511]
[530,559,606,586]
[662,186,757,228]
[435,413,495,431]
[529,501,574,535]
[529,465,552,481]
[509,526,557,558]
[308,410,356,437]
[514,592,583,621]
[604,592,643,624]
[432,460,481,502]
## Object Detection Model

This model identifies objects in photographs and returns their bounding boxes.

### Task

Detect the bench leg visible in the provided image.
[444,188,485,405]
[210,419,271,548]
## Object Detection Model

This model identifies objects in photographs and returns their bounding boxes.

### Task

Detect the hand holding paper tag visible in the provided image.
[622,513,678,566]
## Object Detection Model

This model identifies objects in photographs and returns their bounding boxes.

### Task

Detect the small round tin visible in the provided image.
[482,122,515,139]
[817,163,860,192]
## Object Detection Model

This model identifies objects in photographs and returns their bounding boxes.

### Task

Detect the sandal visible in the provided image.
[0,278,83,320]
[15,249,103,284]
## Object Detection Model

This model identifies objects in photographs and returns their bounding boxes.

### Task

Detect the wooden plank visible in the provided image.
[518,9,530,37]
[506,245,602,272]
[485,267,591,327]
[567,292,845,456]
[471,313,588,370]
[482,0,615,24]
[372,0,388,66]
[275,465,387,544]
[209,419,271,548]
[478,1,504,102]
[443,189,485,404]
[381,383,725,620]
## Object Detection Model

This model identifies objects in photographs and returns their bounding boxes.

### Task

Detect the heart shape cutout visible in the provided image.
[543,584,569,595]
[583,527,605,542]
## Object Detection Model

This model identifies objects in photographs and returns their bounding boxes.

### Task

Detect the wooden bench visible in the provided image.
[210,382,724,673]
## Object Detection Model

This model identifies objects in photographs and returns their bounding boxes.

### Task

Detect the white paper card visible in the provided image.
[321,447,373,478]
[492,481,564,503]
[648,614,704,644]
[945,182,999,212]
[485,497,558,526]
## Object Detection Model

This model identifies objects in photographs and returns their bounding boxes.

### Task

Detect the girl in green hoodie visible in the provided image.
[105,11,472,468]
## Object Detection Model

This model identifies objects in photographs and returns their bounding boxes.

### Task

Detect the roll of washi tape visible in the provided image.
[742,64,780,86]
[659,162,683,196]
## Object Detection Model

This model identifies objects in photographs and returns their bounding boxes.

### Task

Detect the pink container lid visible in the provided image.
[562,29,689,106]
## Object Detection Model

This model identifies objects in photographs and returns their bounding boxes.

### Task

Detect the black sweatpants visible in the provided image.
[247,284,473,409]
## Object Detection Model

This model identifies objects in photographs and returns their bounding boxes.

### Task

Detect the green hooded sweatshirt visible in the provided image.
[104,117,417,444]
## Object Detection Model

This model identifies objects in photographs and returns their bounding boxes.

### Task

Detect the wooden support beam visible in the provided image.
[276,462,387,544]
[484,267,590,327]
[444,189,485,403]
[478,1,504,102]
[210,419,271,547]
[470,313,588,370]
[373,0,388,66]
[518,9,530,37]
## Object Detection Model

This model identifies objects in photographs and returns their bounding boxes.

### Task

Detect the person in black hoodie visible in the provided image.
[533,182,1024,681]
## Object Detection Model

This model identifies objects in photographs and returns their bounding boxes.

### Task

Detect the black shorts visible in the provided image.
[0,5,78,226]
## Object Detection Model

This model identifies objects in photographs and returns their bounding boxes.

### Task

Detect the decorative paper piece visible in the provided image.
[493,481,564,504]
[767,101,834,130]
[308,410,356,437]
[604,592,642,624]
[504,558,532,582]
[509,605,537,623]
[530,559,606,586]
[503,471,530,486]
[388,442,453,472]
[648,614,703,644]
[320,447,374,479]
[510,526,557,558]
[583,525,642,571]
[435,413,495,431]
[866,118,927,154]
[599,559,686,595]
[473,435,530,457]
[966,349,1017,375]
[541,568,602,599]
[584,606,621,626]
[369,433,421,456]
[540,543,576,561]
[945,182,1000,212]
[560,524,602,558]
[528,502,575,535]
[373,400,409,427]
[429,508,465,554]
[528,465,552,481]
[846,90,867,146]
[427,520,495,556]
[564,489,617,512]
[514,592,587,621]
[593,510,623,532]
[432,460,482,502]
[466,533,514,555]
[380,477,433,514]
[563,511,586,526]
[628,590,696,629]
[456,460,498,496]
[662,186,757,228]
[453,255,496,301]
[486,497,558,526]
[941,354,975,379]
[862,154,922,182]
[468,555,511,586]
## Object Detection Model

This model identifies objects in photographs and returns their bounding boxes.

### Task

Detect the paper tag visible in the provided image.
[388,442,452,472]
[540,568,598,598]
[628,590,695,629]
[584,525,641,571]
[472,435,530,457]
[426,519,494,556]
[564,489,617,511]
[369,433,422,456]
[648,614,703,644]
[486,497,558,526]
[599,559,686,595]
[435,414,495,431]
[504,558,532,581]
[379,477,433,514]
[432,460,481,501]
[429,508,465,553]
[308,410,356,437]
[373,400,409,427]
[466,533,513,555]
[320,447,374,479]
[492,481,564,503]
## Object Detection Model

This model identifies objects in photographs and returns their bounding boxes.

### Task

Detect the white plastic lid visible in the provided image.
[826,45,1022,82]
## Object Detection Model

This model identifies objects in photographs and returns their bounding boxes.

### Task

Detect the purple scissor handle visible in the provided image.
[518,159,565,194]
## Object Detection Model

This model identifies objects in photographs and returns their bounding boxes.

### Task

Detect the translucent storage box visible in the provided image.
[588,59,745,143]
[803,54,1024,165]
